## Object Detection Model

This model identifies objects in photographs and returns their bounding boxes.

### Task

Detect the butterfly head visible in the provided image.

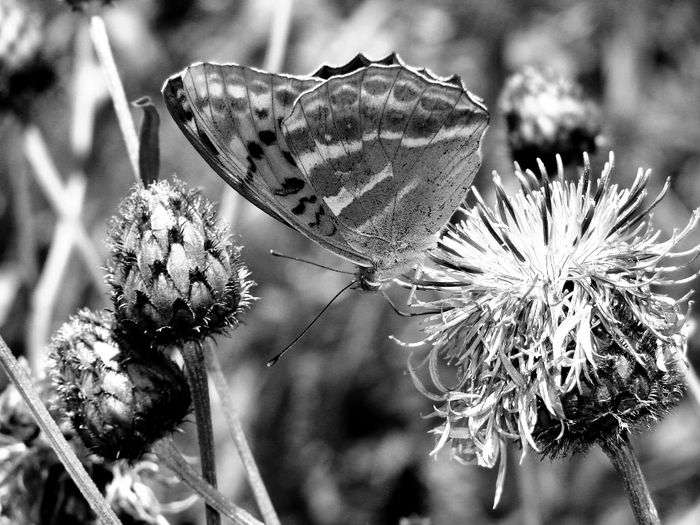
[356,266,383,292]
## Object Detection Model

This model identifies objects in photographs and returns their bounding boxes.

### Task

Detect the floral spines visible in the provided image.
[0,0,55,117]
[533,296,687,457]
[49,309,191,461]
[404,153,693,500]
[106,178,254,345]
[499,66,602,174]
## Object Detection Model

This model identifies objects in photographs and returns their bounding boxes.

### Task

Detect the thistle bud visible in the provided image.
[532,296,686,457]
[499,66,602,173]
[49,309,191,461]
[107,178,254,345]
[0,0,55,117]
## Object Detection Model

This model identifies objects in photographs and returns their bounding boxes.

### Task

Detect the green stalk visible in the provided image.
[600,433,660,525]
[88,15,141,185]
[182,341,221,525]
[204,343,280,524]
[152,438,262,525]
[0,335,121,525]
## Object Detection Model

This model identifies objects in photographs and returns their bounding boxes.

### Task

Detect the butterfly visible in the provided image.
[162,53,489,291]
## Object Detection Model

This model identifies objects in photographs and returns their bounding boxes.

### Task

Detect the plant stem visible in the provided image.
[600,433,660,525]
[516,449,542,525]
[88,15,141,185]
[0,335,121,525]
[181,341,221,525]
[23,126,106,293]
[152,438,262,525]
[204,343,280,525]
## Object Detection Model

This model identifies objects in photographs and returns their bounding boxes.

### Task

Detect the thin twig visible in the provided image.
[600,434,660,525]
[0,334,121,525]
[26,177,86,372]
[71,21,107,168]
[152,438,263,525]
[262,0,294,74]
[181,341,221,525]
[516,449,542,525]
[220,0,294,224]
[89,15,141,184]
[22,126,106,293]
[204,343,280,525]
[7,131,38,284]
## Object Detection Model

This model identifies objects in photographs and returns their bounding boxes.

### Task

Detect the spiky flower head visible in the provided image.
[0,0,54,116]
[499,66,602,173]
[403,153,692,503]
[107,178,254,345]
[49,309,191,461]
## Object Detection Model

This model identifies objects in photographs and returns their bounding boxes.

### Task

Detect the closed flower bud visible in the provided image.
[499,66,602,173]
[49,309,191,461]
[107,178,254,345]
[0,0,55,116]
[532,295,686,457]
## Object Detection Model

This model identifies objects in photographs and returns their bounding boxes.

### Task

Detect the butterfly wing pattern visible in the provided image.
[162,53,489,289]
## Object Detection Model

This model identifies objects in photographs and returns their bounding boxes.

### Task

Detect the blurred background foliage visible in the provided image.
[2,0,700,523]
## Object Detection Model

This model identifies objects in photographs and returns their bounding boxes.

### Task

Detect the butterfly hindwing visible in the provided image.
[282,63,489,272]
[162,63,371,266]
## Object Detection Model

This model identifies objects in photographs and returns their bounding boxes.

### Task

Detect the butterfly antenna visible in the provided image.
[266,279,358,367]
[269,249,354,275]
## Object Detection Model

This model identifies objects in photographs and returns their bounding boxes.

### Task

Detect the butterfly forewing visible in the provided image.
[282,64,489,272]
[162,63,371,265]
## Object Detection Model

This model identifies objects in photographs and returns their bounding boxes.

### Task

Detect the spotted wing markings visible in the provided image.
[191,64,334,233]
[282,63,489,267]
[164,55,489,278]
[162,63,373,266]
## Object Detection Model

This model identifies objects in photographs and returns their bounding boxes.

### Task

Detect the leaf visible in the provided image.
[132,97,160,186]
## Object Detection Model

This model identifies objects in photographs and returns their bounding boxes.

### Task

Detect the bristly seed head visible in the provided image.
[499,66,602,174]
[49,309,191,461]
[400,152,694,506]
[0,0,55,117]
[106,178,255,346]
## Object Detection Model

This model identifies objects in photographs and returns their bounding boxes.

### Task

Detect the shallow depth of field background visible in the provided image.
[3,1,700,524]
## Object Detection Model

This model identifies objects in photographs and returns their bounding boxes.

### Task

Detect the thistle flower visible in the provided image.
[107,178,254,345]
[499,66,602,173]
[0,0,55,117]
[49,309,191,461]
[403,153,693,503]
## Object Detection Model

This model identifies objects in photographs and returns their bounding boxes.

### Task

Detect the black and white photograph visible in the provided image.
[0,1,699,524]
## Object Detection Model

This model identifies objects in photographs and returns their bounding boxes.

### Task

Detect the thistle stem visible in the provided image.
[203,343,280,525]
[0,335,121,525]
[88,15,141,184]
[600,434,660,525]
[152,438,262,525]
[182,341,221,525]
